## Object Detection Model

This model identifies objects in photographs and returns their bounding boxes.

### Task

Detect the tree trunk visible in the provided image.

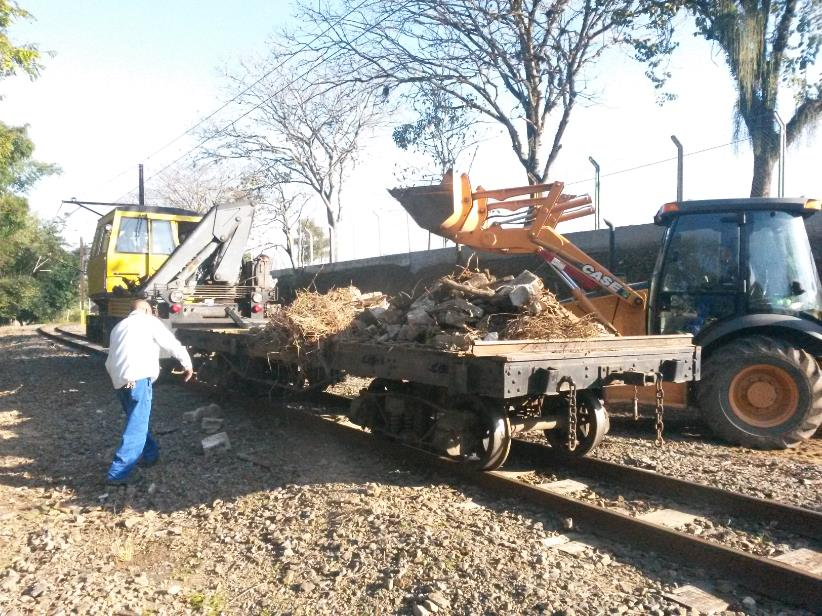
[750,146,777,197]
[322,199,337,263]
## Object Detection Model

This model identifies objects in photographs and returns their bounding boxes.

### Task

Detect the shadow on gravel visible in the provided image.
[0,331,447,516]
[1,331,804,612]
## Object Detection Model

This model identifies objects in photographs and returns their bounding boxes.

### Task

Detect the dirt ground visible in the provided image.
[0,327,818,615]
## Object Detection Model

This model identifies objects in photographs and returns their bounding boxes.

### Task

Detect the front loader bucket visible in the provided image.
[388,183,455,235]
[388,171,474,240]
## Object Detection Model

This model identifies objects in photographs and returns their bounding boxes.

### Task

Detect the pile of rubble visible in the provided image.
[346,268,607,350]
[252,268,606,356]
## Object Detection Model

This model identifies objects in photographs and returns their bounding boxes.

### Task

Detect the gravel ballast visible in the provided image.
[0,327,819,615]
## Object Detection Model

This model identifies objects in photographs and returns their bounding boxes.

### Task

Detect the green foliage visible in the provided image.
[187,591,226,615]
[298,218,329,264]
[0,121,58,192]
[0,0,42,80]
[0,127,73,324]
[392,87,476,175]
[685,0,822,195]
[0,202,79,324]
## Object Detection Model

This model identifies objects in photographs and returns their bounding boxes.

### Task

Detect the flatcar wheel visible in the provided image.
[450,396,512,471]
[544,391,609,456]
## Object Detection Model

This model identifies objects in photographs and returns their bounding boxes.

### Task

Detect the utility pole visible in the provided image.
[588,156,601,230]
[373,211,382,256]
[138,164,145,207]
[774,111,786,197]
[79,238,87,326]
[671,135,684,202]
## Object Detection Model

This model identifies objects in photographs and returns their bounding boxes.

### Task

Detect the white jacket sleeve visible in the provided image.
[151,319,193,370]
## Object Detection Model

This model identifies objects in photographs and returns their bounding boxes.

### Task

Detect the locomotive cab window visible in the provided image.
[150,220,176,255]
[115,218,149,253]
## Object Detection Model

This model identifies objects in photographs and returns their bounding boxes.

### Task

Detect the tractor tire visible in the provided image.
[697,335,822,449]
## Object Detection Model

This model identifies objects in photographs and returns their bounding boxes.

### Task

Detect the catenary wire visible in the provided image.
[96,0,373,197]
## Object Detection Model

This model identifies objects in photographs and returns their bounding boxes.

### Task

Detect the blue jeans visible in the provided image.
[107,378,158,481]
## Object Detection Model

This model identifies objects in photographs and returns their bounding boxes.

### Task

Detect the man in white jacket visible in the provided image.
[104,299,193,484]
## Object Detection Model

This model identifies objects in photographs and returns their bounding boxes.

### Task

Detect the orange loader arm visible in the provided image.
[390,172,646,334]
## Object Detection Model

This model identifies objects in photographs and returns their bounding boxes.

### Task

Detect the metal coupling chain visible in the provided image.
[566,380,578,452]
[655,377,665,447]
[633,385,639,421]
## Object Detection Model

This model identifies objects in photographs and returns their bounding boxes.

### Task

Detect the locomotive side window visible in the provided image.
[150,220,175,255]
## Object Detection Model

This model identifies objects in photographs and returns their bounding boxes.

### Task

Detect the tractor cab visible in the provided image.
[649,198,822,342]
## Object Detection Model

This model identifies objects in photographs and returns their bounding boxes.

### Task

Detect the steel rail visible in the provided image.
[37,325,107,356]
[511,439,822,539]
[300,413,821,609]
[38,328,822,608]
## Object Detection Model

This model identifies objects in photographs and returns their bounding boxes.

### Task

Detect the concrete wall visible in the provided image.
[273,215,822,298]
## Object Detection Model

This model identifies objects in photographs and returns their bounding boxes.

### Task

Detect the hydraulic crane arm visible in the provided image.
[140,200,255,300]
[390,172,645,333]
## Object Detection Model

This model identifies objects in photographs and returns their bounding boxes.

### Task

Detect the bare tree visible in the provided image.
[294,0,676,184]
[203,55,382,261]
[248,184,309,271]
[150,165,245,213]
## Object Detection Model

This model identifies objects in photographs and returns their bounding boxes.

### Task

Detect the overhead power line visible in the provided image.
[137,6,385,190]
[97,0,373,197]
[564,138,752,187]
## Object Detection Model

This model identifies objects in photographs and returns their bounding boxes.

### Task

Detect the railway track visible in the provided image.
[39,325,822,610]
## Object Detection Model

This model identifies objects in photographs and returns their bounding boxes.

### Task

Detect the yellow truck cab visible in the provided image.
[86,205,202,341]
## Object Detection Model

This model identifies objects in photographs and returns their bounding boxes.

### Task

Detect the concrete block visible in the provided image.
[509,282,542,307]
[439,310,467,328]
[406,308,434,326]
[638,508,699,529]
[183,407,205,423]
[202,403,222,418]
[410,296,436,311]
[663,585,729,614]
[201,417,224,434]
[539,479,589,495]
[202,432,231,456]
[512,269,541,287]
[774,548,822,576]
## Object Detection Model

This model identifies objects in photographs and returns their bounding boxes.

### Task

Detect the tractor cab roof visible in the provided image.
[654,197,820,225]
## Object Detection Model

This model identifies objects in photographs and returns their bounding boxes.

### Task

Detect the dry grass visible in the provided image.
[500,293,604,340]
[255,287,379,358]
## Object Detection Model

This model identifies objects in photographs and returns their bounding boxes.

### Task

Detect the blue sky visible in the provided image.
[3,2,821,267]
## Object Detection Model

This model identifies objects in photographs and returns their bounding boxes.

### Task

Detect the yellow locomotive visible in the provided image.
[85,201,274,344]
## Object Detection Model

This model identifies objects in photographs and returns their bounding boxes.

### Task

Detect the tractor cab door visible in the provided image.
[745,210,822,320]
[650,212,743,336]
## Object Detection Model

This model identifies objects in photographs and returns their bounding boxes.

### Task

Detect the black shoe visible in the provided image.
[105,470,141,486]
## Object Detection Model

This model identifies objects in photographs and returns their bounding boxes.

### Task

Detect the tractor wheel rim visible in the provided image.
[728,364,799,428]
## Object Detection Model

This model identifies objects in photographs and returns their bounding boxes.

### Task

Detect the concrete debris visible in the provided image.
[201,417,224,434]
[183,407,205,423]
[202,403,222,418]
[412,603,431,616]
[343,266,606,349]
[184,403,221,423]
[201,432,231,456]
